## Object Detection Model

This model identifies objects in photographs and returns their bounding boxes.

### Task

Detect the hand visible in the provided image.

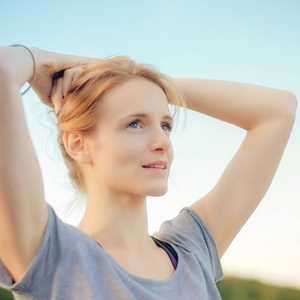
[28,47,101,106]
[50,65,86,115]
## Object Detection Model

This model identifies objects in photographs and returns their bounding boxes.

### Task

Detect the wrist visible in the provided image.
[1,46,35,89]
[28,47,40,84]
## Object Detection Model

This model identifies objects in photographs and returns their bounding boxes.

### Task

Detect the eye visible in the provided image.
[162,122,173,132]
[127,119,173,132]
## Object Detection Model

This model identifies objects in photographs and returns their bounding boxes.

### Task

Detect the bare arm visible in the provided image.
[0,46,48,283]
[0,46,35,88]
[173,77,297,258]
[173,78,297,130]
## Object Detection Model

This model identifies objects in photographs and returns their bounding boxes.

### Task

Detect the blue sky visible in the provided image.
[1,0,299,289]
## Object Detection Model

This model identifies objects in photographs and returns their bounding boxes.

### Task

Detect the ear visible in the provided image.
[63,132,92,164]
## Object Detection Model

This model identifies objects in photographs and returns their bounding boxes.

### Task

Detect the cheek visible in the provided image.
[104,136,146,169]
[116,140,145,165]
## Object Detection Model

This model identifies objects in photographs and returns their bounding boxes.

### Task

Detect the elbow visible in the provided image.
[279,91,298,118]
[286,92,298,117]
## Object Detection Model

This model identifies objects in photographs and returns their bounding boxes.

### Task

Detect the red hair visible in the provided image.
[49,55,187,194]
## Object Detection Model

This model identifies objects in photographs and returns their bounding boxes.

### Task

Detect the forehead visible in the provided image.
[97,77,170,120]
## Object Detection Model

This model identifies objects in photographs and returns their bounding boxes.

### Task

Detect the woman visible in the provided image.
[0,46,297,300]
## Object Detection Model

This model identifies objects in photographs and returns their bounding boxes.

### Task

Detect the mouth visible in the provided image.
[142,160,168,169]
[142,165,168,174]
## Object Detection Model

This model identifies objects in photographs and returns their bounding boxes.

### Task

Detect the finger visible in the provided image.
[62,69,74,98]
[71,70,82,87]
[63,65,86,96]
[52,78,64,114]
[50,78,58,102]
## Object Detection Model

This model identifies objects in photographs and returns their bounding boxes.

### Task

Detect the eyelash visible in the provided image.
[128,119,173,132]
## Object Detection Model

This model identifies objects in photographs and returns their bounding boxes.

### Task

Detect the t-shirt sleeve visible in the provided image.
[0,202,66,297]
[153,206,224,283]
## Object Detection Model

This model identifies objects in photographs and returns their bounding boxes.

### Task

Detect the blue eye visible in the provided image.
[162,122,173,132]
[128,119,173,132]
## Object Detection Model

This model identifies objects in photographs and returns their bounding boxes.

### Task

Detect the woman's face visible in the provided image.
[87,77,174,197]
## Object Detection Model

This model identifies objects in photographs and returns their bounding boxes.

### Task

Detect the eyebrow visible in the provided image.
[122,113,174,122]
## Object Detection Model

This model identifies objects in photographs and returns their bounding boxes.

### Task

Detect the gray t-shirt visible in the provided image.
[0,203,224,299]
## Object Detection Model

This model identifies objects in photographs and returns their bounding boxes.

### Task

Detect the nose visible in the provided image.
[149,126,172,152]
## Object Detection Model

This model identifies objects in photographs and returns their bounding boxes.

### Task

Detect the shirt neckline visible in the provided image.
[94,236,183,287]
[151,236,178,269]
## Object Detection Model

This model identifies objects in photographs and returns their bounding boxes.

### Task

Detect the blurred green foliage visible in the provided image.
[1,275,300,299]
[217,276,300,300]
[0,288,13,300]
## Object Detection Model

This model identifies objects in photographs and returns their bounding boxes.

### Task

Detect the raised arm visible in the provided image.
[0,45,103,283]
[173,77,297,258]
[0,46,49,283]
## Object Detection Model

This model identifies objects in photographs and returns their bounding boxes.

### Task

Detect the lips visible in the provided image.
[142,160,168,169]
[143,165,166,169]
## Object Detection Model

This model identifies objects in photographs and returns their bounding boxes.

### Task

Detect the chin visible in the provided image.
[145,185,168,196]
